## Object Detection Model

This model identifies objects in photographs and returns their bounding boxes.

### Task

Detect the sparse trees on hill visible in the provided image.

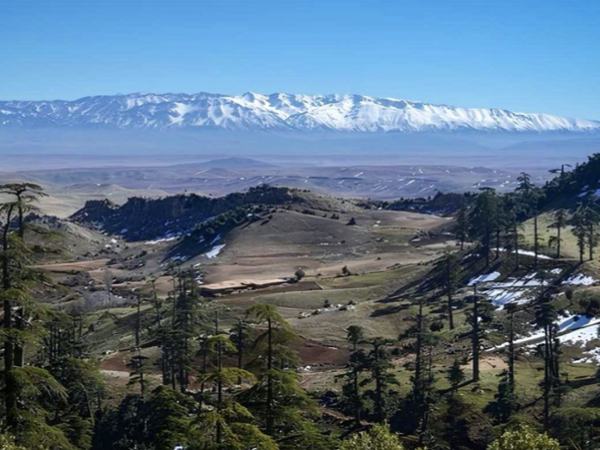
[515,172,544,267]
[5,158,600,450]
[160,271,200,392]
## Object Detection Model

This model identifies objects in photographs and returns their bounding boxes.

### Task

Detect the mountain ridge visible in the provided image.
[1,91,598,133]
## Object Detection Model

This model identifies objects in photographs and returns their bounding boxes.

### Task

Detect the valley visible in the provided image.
[1,156,555,218]
[2,153,600,450]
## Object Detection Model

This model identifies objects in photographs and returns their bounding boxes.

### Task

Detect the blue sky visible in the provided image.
[1,0,599,119]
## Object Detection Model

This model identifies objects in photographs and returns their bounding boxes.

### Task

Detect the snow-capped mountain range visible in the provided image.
[1,92,598,133]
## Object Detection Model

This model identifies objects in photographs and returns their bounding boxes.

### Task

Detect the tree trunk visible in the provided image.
[152,281,161,329]
[589,223,594,261]
[514,224,519,269]
[216,337,223,444]
[543,325,551,430]
[472,286,480,382]
[448,294,454,330]
[557,226,561,259]
[534,214,539,268]
[353,364,361,425]
[14,308,25,367]
[17,202,24,240]
[374,343,383,423]
[485,230,490,266]
[508,311,515,389]
[237,320,244,385]
[266,318,274,434]
[495,228,501,259]
[135,297,141,348]
[2,206,17,428]
[446,259,454,330]
[415,301,423,390]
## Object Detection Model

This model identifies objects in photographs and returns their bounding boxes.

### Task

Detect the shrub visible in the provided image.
[488,426,560,450]
[294,268,306,280]
[339,424,406,450]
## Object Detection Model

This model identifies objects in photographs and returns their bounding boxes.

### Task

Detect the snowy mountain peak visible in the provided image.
[0,92,598,133]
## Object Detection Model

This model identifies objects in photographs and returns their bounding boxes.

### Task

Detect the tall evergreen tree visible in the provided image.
[505,303,517,390]
[229,318,251,384]
[455,204,469,251]
[0,184,45,368]
[535,298,559,430]
[582,201,600,261]
[469,188,500,266]
[515,172,544,267]
[361,338,398,423]
[445,359,466,450]
[502,195,522,269]
[442,252,460,330]
[128,349,150,399]
[246,303,293,435]
[570,205,588,263]
[343,325,365,425]
[467,285,487,383]
[548,209,568,259]
[0,183,47,239]
[201,333,254,444]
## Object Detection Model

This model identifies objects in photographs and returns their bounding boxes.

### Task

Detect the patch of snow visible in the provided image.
[488,273,549,289]
[205,244,225,259]
[563,274,597,286]
[491,314,600,350]
[499,248,552,260]
[486,289,530,308]
[557,314,600,333]
[145,236,178,245]
[468,271,501,286]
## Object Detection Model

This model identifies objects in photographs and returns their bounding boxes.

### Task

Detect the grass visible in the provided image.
[521,212,600,276]
[316,264,427,290]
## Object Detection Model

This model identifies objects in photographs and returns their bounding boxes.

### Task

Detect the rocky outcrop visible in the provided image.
[70,185,302,241]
